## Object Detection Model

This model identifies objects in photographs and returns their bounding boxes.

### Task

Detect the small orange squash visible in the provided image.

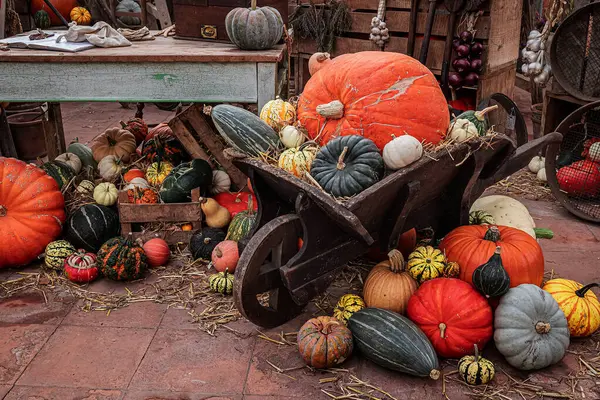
[212,240,239,273]
[543,279,600,337]
[297,316,353,369]
[123,168,145,182]
[363,249,418,314]
[70,7,92,25]
[143,238,170,267]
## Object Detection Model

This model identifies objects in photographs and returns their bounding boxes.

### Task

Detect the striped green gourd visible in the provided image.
[469,210,495,225]
[226,195,257,241]
[41,161,75,189]
[209,269,234,295]
[34,10,51,29]
[65,204,120,251]
[211,104,281,156]
[43,240,76,270]
[67,138,97,169]
[97,236,148,281]
[348,308,440,380]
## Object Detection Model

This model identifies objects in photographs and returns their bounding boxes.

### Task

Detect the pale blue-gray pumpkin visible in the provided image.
[225,0,284,50]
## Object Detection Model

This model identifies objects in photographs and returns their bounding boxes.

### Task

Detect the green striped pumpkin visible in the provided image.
[34,10,51,29]
[65,204,120,251]
[226,195,256,241]
[469,210,495,225]
[67,139,97,169]
[348,308,440,379]
[209,269,234,295]
[97,236,147,281]
[41,161,75,189]
[44,240,76,270]
[211,104,281,156]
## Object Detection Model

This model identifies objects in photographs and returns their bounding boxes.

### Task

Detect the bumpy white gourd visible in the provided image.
[448,119,479,142]
[211,170,231,194]
[537,168,547,182]
[279,125,305,148]
[98,155,122,181]
[382,135,423,170]
[528,156,545,173]
[55,152,82,174]
[93,182,119,206]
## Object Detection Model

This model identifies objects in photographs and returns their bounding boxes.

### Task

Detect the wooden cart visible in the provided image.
[230,131,563,328]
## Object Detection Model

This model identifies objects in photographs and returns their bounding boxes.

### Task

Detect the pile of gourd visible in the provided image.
[294,195,598,385]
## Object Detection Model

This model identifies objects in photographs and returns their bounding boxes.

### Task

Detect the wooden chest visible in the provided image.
[173,0,289,42]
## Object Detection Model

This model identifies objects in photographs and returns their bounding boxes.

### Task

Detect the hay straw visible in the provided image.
[489,168,554,201]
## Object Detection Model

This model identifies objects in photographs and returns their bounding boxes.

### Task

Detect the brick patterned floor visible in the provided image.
[1,101,600,399]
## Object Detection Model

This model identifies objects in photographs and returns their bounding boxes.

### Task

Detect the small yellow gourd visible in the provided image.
[200,198,231,228]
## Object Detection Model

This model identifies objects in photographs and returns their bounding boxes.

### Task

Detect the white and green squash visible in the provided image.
[211,104,281,156]
[454,105,498,136]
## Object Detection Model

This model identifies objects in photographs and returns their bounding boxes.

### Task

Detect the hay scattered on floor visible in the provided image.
[489,168,555,202]
[0,251,241,335]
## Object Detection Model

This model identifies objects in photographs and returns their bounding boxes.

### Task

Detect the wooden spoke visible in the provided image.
[234,214,305,328]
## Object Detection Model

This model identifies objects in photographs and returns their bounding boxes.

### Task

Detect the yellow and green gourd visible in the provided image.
[407,246,446,284]
[443,261,460,278]
[333,294,366,325]
[209,269,234,295]
[458,345,495,386]
[469,210,495,225]
[44,240,76,270]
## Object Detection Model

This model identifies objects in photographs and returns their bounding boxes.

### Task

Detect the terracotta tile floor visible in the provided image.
[1,99,600,399]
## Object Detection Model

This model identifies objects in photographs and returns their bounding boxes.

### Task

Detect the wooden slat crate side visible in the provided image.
[477,61,517,102]
[119,203,202,223]
[485,0,522,70]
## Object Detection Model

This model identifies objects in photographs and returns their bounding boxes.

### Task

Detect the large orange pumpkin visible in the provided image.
[0,157,66,267]
[438,225,544,287]
[31,0,78,26]
[297,51,449,150]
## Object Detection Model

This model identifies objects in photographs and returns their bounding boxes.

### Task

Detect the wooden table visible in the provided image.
[0,37,285,158]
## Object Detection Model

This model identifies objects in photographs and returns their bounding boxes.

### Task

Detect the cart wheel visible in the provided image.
[234,214,305,328]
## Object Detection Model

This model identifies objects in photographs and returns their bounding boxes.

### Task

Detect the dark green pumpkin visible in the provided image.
[159,159,213,203]
[34,10,51,29]
[348,308,440,379]
[97,236,147,281]
[226,195,256,241]
[211,104,281,157]
[68,138,97,169]
[65,204,120,251]
[455,105,498,136]
[472,246,510,298]
[142,132,188,166]
[310,135,383,197]
[41,161,75,189]
[225,0,284,50]
[189,227,227,260]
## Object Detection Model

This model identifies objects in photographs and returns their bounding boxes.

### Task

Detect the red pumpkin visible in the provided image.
[143,238,170,267]
[407,278,493,358]
[213,192,258,217]
[30,0,78,25]
[438,225,544,287]
[123,168,145,183]
[297,52,449,150]
[146,123,174,141]
[556,160,600,197]
[297,316,354,368]
[121,118,148,146]
[367,229,417,261]
[0,157,66,268]
[212,240,239,273]
[64,249,99,283]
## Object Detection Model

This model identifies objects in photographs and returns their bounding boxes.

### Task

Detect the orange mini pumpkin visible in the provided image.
[123,168,145,182]
[297,316,353,369]
[211,240,239,273]
[143,238,170,267]
[70,6,92,25]
[297,51,449,150]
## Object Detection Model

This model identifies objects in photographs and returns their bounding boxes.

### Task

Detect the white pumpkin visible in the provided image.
[76,179,95,195]
[211,170,231,194]
[470,195,536,238]
[124,177,150,191]
[537,167,547,182]
[448,119,478,142]
[528,156,545,174]
[55,152,82,174]
[98,155,123,181]
[382,135,423,170]
[588,142,600,162]
[279,125,305,148]
[93,182,119,206]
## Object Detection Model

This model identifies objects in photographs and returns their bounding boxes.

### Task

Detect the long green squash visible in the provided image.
[211,104,281,156]
[348,308,440,379]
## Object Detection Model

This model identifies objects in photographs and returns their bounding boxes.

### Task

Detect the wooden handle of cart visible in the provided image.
[42,0,70,27]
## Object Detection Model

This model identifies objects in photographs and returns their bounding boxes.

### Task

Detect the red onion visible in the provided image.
[452,39,461,51]
[470,58,482,72]
[452,58,471,73]
[464,72,479,86]
[471,42,484,55]
[456,44,470,57]
[448,72,463,88]
[459,31,473,43]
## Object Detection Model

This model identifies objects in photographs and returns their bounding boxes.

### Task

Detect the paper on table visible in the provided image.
[0,31,95,52]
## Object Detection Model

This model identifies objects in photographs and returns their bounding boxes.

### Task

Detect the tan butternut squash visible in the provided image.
[201,198,231,228]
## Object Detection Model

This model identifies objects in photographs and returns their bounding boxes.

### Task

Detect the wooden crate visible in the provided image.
[291,0,522,103]
[118,188,202,245]
[173,0,289,42]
